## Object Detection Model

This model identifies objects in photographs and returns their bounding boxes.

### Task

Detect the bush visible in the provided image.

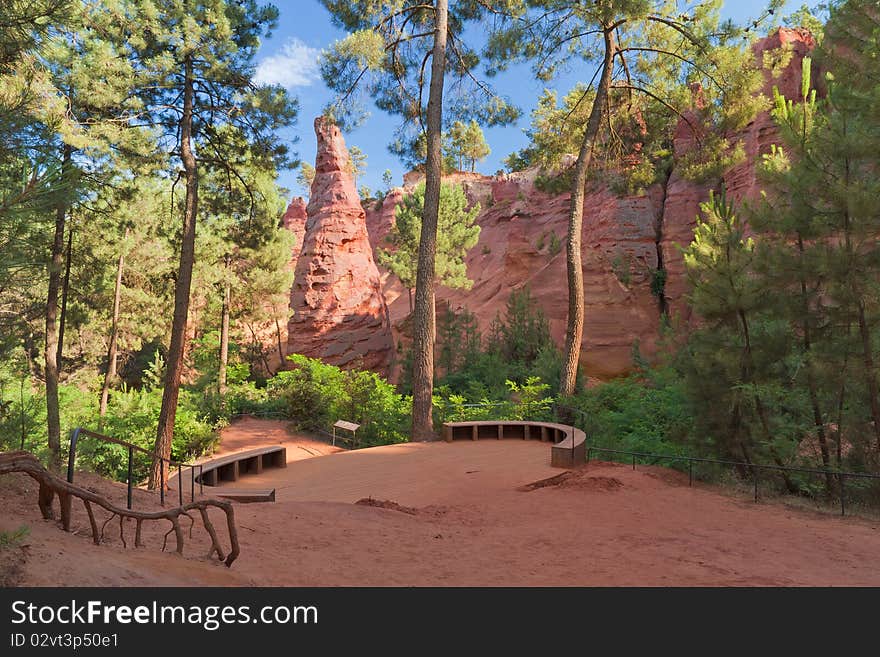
[563,366,694,460]
[433,376,556,426]
[269,354,410,446]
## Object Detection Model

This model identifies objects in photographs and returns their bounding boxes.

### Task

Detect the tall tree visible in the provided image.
[321,0,517,440]
[750,56,837,486]
[297,162,315,197]
[35,2,154,469]
[682,190,802,470]
[379,181,481,311]
[448,119,490,172]
[346,145,368,184]
[486,0,775,397]
[116,0,297,487]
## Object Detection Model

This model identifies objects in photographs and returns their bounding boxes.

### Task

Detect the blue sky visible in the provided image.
[256,1,801,199]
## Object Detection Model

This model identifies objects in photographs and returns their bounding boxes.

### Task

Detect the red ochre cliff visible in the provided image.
[284,28,815,381]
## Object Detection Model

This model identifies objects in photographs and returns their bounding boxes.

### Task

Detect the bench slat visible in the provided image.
[214,488,275,503]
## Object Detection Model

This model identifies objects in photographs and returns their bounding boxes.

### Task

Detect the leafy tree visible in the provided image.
[485,0,776,398]
[785,3,826,41]
[378,182,480,311]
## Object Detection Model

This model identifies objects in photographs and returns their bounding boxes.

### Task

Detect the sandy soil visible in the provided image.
[3,418,880,586]
[212,416,343,461]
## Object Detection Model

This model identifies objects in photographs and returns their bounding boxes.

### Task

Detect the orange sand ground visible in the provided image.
[2,417,879,586]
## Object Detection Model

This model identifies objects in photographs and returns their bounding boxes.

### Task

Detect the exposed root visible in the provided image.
[162,525,174,553]
[83,500,99,545]
[1,451,240,567]
[100,513,115,543]
[198,507,226,562]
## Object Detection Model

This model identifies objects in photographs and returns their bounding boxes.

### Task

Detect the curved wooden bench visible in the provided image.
[442,420,586,468]
[167,446,286,502]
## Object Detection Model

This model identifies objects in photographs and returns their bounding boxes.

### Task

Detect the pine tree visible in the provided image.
[485,0,776,397]
[297,162,315,197]
[29,2,154,469]
[112,0,298,487]
[320,0,517,440]
[448,120,490,172]
[750,55,838,486]
[346,145,367,184]
[378,181,481,311]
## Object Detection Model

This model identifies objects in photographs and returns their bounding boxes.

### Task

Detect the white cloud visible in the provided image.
[254,38,321,89]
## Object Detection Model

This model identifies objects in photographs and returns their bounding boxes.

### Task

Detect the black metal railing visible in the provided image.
[66,427,203,510]
[585,445,880,517]
[430,399,880,516]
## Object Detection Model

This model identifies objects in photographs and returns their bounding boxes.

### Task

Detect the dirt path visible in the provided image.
[3,420,880,586]
[214,416,343,463]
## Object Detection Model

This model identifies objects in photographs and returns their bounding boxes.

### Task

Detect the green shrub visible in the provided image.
[269,354,410,446]
[548,232,561,257]
[0,525,29,550]
[563,366,694,461]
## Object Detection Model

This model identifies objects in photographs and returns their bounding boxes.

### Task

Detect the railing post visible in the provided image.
[191,465,195,502]
[67,428,81,484]
[753,465,759,503]
[160,461,165,506]
[178,463,183,506]
[126,446,133,510]
[689,460,693,487]
[632,454,636,471]
[199,464,204,495]
[840,474,846,517]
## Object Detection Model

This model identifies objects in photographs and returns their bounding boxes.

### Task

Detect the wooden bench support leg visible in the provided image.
[524,425,530,441]
[472,425,478,441]
[540,426,548,442]
[444,425,453,442]
[498,425,504,440]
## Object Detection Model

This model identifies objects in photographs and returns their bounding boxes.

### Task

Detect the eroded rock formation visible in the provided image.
[281,196,308,266]
[287,117,393,373]
[293,28,814,381]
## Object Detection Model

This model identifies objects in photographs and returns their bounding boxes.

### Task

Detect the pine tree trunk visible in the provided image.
[856,301,880,450]
[833,337,849,469]
[739,309,798,493]
[796,236,832,492]
[218,277,230,396]
[57,228,73,370]
[410,0,448,442]
[44,143,72,471]
[559,27,616,398]
[150,55,199,489]
[99,229,127,424]
[273,304,285,368]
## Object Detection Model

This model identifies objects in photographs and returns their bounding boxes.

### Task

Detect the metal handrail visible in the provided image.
[67,427,203,510]
[586,445,880,517]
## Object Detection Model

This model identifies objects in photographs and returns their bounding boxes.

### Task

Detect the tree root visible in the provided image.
[0,451,240,567]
